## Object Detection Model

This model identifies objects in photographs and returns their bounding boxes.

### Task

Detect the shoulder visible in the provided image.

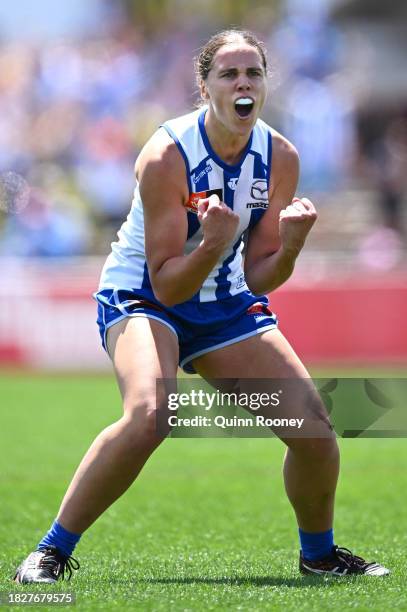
[267,129,300,191]
[135,128,189,206]
[254,120,299,178]
[135,128,185,181]
[270,129,299,171]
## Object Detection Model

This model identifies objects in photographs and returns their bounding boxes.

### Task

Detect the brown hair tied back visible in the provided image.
[194,29,268,84]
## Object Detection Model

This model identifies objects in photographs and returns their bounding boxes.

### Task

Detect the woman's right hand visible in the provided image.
[197,194,240,253]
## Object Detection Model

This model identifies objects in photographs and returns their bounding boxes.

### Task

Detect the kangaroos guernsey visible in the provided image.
[98,107,272,304]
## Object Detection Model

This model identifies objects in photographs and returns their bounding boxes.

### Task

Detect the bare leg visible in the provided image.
[194,329,339,533]
[282,439,339,532]
[57,317,178,534]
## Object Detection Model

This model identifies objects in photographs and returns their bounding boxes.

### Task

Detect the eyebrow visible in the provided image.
[217,66,263,73]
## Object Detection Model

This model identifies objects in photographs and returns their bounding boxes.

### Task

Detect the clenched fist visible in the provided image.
[279,197,317,255]
[197,194,240,253]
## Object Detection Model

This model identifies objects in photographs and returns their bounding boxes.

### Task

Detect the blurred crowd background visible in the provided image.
[0,0,406,270]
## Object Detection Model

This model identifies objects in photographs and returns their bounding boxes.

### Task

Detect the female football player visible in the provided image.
[15,29,388,583]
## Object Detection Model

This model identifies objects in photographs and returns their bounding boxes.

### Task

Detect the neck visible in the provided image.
[204,109,251,166]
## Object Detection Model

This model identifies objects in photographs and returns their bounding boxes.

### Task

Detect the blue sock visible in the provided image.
[299,528,334,561]
[38,520,81,559]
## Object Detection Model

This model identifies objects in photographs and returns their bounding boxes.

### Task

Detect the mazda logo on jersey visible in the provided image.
[246,201,268,209]
[185,189,223,213]
[250,179,268,201]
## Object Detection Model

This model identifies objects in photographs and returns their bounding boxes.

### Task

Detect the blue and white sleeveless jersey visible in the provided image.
[99,107,272,304]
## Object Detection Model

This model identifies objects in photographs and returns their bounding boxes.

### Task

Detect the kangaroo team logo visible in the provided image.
[228,177,239,190]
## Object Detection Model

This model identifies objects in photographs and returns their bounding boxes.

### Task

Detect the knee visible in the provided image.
[122,396,172,446]
[290,435,339,464]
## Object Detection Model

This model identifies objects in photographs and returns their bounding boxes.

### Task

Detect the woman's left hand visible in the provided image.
[278,197,318,255]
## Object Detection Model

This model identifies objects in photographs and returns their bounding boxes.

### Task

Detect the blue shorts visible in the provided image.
[94,288,278,374]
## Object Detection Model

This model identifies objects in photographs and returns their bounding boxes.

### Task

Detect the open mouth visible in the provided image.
[234,97,254,118]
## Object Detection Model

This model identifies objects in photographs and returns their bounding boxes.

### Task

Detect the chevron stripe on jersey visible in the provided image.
[99,107,273,303]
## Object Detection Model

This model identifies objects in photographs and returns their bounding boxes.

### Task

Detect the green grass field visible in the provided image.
[1,372,407,611]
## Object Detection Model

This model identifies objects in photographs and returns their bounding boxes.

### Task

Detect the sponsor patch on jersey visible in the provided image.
[192,163,212,184]
[185,188,223,213]
[250,178,268,201]
[246,201,269,209]
[236,273,247,290]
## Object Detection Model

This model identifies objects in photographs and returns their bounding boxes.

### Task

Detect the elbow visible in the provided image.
[244,271,263,296]
[246,282,267,297]
[149,268,175,307]
[152,287,177,308]
[245,272,285,296]
[245,279,259,296]
[157,296,178,308]
[151,280,180,308]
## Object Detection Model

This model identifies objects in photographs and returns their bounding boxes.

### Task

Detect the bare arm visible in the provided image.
[244,132,317,295]
[138,129,238,306]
